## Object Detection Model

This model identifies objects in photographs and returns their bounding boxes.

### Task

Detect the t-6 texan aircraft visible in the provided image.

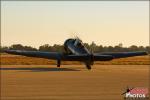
[5,38,148,70]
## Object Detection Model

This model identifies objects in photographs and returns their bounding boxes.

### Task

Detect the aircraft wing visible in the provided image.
[5,50,148,61]
[5,50,62,60]
[94,51,148,59]
[66,51,148,61]
[5,50,114,61]
[63,54,114,61]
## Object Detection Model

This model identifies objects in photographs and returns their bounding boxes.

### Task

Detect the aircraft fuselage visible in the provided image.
[64,38,90,55]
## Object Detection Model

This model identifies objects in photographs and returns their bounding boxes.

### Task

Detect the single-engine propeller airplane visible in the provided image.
[5,38,148,69]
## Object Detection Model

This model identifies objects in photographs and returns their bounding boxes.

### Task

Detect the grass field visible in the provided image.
[1,53,149,65]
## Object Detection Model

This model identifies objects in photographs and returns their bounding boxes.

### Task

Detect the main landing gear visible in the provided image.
[57,60,61,67]
[86,64,91,70]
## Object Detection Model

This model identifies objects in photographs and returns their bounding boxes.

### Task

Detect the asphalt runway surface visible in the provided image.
[0,65,149,100]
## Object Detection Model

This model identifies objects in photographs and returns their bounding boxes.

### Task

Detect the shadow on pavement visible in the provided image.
[0,67,80,72]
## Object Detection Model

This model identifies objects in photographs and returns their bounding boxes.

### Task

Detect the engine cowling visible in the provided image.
[64,39,75,54]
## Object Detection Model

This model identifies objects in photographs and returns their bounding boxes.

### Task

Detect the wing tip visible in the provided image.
[138,51,148,55]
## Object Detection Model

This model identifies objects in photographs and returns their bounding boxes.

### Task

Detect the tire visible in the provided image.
[86,65,91,70]
[57,60,61,67]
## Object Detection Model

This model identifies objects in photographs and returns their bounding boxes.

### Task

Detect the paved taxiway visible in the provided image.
[0,65,149,100]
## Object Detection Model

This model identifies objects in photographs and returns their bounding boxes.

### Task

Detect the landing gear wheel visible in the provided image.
[57,60,61,67]
[86,65,91,70]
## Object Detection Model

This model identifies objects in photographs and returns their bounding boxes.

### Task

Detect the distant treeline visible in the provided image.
[0,43,150,53]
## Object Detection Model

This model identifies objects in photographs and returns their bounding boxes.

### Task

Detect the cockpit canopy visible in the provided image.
[74,39,84,48]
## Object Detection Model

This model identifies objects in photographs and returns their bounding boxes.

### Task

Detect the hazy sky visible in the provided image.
[1,1,149,48]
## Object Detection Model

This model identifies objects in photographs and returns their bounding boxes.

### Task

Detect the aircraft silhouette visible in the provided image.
[121,86,134,95]
[5,38,148,70]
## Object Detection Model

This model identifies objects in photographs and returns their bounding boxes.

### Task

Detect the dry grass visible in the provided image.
[0,53,149,65]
